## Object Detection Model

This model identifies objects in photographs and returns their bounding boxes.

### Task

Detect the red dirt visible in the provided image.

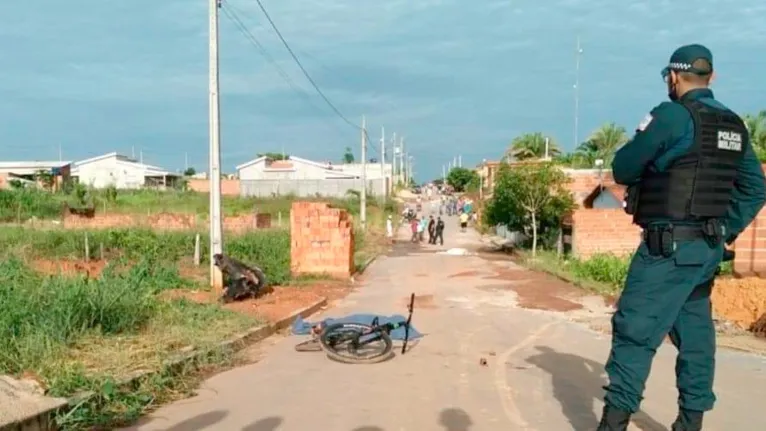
[712,277,766,329]
[164,280,353,323]
[483,264,584,312]
[448,270,481,278]
[32,259,108,278]
[405,294,437,309]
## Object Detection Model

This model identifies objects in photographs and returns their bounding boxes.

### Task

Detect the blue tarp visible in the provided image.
[291,314,424,341]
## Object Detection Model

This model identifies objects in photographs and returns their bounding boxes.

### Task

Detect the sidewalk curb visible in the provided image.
[59,297,328,424]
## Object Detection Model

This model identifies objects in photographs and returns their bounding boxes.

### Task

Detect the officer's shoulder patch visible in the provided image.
[637,113,653,132]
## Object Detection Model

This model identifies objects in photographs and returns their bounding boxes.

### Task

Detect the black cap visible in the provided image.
[660,44,713,79]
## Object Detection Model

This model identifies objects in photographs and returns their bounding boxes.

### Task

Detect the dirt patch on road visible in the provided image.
[712,277,766,330]
[406,294,437,309]
[480,263,584,312]
[449,270,482,278]
[165,280,352,323]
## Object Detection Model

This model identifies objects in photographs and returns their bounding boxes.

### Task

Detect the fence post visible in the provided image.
[194,233,201,266]
[84,233,90,261]
[99,243,105,260]
[278,211,282,227]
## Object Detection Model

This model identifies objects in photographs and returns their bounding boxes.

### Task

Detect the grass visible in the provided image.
[0,189,398,429]
[0,187,396,223]
[0,257,257,429]
[519,249,735,297]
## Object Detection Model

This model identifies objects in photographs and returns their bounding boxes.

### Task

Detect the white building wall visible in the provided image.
[74,157,147,189]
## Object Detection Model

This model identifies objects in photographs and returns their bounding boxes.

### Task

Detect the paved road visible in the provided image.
[125,218,766,431]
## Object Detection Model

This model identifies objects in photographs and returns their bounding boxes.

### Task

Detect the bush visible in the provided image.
[568,253,630,288]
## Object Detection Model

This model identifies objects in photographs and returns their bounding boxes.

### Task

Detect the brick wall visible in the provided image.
[571,209,641,258]
[732,211,766,276]
[188,178,240,196]
[61,211,272,233]
[290,201,354,278]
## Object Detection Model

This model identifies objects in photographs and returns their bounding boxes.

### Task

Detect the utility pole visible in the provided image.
[140,150,143,164]
[574,35,583,149]
[458,155,462,168]
[391,132,397,182]
[400,137,406,186]
[360,116,367,230]
[209,0,224,291]
[58,144,62,162]
[380,126,385,196]
[453,156,457,169]
[132,146,135,159]
[184,152,189,171]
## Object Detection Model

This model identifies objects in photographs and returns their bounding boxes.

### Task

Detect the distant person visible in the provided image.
[459,211,469,232]
[417,216,427,242]
[434,216,445,245]
[427,215,436,244]
[409,218,419,243]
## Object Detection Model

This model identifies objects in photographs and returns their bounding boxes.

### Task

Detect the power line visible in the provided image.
[253,0,360,131]
[220,2,350,139]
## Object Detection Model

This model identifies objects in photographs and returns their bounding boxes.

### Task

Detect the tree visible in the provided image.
[575,122,628,167]
[506,132,561,161]
[183,167,196,176]
[342,147,355,164]
[34,169,54,191]
[485,163,574,257]
[257,152,289,161]
[743,111,766,161]
[446,167,480,192]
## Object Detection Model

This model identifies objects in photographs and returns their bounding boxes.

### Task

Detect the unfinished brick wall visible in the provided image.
[187,179,240,196]
[290,201,354,278]
[61,211,272,233]
[571,209,641,259]
[732,211,766,276]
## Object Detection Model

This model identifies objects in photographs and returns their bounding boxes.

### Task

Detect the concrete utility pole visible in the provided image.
[380,126,385,195]
[458,155,462,168]
[209,0,224,291]
[391,132,397,182]
[442,164,446,184]
[453,156,457,169]
[360,116,367,230]
[399,137,405,185]
[185,152,189,171]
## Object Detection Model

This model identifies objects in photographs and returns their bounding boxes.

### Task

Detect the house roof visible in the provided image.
[582,184,626,208]
[0,161,73,175]
[71,152,180,177]
[236,155,358,178]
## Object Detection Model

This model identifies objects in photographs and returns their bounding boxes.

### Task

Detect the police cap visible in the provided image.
[660,44,713,79]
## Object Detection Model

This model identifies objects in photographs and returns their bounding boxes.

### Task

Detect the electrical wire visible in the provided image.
[220,3,351,140]
[224,0,381,158]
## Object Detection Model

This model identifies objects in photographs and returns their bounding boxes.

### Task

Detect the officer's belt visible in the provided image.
[641,224,706,241]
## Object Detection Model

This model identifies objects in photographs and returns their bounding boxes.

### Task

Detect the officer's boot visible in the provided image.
[670,409,703,431]
[596,404,632,431]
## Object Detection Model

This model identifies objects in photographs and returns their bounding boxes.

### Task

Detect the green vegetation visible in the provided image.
[446,167,480,192]
[0,187,397,428]
[0,187,381,223]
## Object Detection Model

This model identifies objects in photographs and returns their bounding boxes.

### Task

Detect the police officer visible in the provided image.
[598,44,766,431]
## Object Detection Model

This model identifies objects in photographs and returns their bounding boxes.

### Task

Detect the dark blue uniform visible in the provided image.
[598,44,766,431]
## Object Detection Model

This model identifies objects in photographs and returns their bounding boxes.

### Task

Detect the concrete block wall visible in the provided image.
[290,201,354,278]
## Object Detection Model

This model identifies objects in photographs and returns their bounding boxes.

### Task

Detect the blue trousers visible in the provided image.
[603,238,723,413]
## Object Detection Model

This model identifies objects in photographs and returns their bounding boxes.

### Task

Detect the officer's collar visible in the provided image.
[680,88,714,101]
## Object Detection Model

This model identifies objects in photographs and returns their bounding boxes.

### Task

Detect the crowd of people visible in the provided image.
[390,193,477,245]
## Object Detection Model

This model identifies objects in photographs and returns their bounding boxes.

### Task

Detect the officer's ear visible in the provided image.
[708,70,716,86]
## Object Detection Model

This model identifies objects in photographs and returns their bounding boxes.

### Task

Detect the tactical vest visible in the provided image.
[634,100,747,225]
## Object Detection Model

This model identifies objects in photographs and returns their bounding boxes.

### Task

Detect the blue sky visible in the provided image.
[2,0,765,181]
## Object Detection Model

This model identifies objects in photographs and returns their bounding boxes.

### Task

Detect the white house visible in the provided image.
[334,162,392,180]
[71,152,182,189]
[236,155,390,198]
[236,156,358,181]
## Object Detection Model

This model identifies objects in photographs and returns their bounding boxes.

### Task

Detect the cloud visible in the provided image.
[1,0,765,179]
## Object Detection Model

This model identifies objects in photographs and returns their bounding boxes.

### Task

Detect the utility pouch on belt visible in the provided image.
[645,224,675,257]
[701,219,723,248]
[623,185,639,215]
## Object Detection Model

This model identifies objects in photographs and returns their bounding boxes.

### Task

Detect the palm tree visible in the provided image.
[743,111,766,161]
[506,132,560,161]
[576,122,628,167]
